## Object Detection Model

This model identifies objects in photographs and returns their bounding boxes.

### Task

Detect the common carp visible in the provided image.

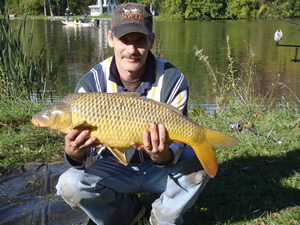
[32,92,239,178]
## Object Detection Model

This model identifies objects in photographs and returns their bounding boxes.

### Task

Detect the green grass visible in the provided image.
[181,105,300,225]
[0,99,299,224]
[0,100,64,166]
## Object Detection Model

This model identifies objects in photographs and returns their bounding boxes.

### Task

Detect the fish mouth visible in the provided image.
[31,118,40,127]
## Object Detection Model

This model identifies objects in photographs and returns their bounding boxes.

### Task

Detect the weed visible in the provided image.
[194,35,299,111]
[0,4,55,101]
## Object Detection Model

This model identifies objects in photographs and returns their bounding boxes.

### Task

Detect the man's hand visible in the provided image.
[131,122,171,165]
[65,128,102,164]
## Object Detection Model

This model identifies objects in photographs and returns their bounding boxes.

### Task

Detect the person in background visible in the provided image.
[66,8,70,21]
[83,11,88,22]
[56,3,210,225]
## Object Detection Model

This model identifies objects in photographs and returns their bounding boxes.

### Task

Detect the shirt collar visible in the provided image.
[109,51,156,96]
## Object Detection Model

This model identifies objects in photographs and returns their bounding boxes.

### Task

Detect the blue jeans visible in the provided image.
[56,146,210,225]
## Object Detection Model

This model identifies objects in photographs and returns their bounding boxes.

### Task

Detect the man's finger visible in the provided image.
[158,124,167,149]
[150,122,159,150]
[65,128,82,142]
[131,142,144,151]
[82,136,98,148]
[142,129,152,152]
[73,129,91,145]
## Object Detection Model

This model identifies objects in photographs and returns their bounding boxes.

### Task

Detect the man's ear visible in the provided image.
[149,32,155,49]
[108,30,114,48]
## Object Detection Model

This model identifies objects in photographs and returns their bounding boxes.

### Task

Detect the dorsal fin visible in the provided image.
[119,92,141,97]
[156,101,183,115]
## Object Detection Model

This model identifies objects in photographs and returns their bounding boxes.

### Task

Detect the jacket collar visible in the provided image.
[109,51,156,96]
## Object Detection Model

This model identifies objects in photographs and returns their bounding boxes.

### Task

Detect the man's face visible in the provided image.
[108,31,154,75]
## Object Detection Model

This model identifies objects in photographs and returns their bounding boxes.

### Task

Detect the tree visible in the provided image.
[99,0,103,15]
[43,0,46,16]
[185,0,226,19]
[48,0,53,17]
[225,0,260,19]
[160,0,186,20]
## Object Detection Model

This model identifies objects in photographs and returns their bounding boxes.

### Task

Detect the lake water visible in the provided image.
[23,18,300,104]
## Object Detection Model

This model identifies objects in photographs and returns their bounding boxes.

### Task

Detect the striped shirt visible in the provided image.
[72,51,189,167]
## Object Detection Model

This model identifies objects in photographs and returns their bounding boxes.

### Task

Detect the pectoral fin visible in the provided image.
[73,121,89,129]
[58,119,88,133]
[69,121,98,133]
[106,147,128,166]
[59,121,88,133]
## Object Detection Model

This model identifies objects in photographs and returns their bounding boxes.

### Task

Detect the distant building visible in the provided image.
[89,0,116,16]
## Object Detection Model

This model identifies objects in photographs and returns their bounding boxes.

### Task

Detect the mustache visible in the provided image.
[122,54,142,60]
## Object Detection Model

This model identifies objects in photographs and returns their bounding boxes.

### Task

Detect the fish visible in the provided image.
[31,92,239,178]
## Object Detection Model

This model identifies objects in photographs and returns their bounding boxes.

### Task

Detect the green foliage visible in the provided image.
[136,0,153,7]
[0,4,54,101]
[0,0,5,13]
[25,0,44,15]
[294,0,300,17]
[260,0,300,18]
[4,0,300,19]
[7,0,42,15]
[160,0,186,20]
[156,0,300,19]
[7,0,95,16]
[68,0,96,16]
[225,0,260,19]
[185,0,226,19]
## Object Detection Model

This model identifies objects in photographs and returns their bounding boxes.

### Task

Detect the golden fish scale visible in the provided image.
[65,93,202,150]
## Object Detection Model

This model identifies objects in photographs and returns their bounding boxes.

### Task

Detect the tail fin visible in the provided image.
[191,128,239,178]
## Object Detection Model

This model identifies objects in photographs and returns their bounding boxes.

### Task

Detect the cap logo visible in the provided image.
[121,8,144,21]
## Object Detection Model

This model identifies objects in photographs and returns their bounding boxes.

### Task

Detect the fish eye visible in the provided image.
[42,110,52,120]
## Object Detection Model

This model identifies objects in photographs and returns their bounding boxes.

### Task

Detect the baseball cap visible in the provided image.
[111,3,153,38]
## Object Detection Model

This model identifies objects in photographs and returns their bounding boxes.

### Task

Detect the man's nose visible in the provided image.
[126,44,138,54]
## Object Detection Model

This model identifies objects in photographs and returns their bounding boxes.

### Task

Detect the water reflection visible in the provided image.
[61,19,110,60]
[46,20,112,95]
[23,19,300,104]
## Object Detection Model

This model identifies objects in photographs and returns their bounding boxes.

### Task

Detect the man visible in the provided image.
[83,11,88,22]
[66,8,70,21]
[56,3,210,225]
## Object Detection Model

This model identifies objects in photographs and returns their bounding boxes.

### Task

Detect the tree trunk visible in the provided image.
[99,0,103,15]
[43,0,47,16]
[48,0,54,18]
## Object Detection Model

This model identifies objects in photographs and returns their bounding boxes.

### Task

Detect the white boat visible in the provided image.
[61,20,93,27]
